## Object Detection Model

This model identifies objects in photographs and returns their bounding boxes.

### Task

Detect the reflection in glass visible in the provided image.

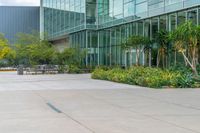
[137,21,144,36]
[136,2,147,14]
[151,17,158,39]
[160,15,167,30]
[144,19,150,37]
[169,13,176,31]
[178,11,186,25]
[187,9,197,25]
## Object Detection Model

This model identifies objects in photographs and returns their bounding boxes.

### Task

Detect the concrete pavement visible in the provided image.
[0,72,200,133]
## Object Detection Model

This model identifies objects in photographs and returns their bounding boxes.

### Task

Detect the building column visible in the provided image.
[86,31,88,66]
[98,31,100,66]
[40,0,44,40]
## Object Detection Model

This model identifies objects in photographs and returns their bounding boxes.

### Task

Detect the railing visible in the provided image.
[48,24,97,39]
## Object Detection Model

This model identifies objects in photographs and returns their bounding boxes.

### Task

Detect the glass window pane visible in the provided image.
[144,19,150,37]
[169,13,177,31]
[137,21,144,36]
[136,2,147,14]
[160,15,167,30]
[124,1,135,17]
[151,17,158,38]
[165,0,182,5]
[187,9,197,25]
[178,11,186,25]
[113,0,123,19]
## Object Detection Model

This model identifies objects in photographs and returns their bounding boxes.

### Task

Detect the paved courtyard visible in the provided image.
[0,72,200,133]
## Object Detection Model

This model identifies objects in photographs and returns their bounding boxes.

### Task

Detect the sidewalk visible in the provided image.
[0,72,199,133]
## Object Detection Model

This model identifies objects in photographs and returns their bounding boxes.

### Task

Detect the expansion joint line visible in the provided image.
[86,93,200,133]
[32,91,96,133]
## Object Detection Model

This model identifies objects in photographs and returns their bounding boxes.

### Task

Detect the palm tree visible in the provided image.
[170,21,199,76]
[155,30,170,68]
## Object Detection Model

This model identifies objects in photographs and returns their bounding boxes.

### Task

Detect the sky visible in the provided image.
[0,0,40,6]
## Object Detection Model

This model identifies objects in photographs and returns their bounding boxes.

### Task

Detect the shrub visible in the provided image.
[58,65,68,73]
[68,65,82,74]
[91,66,198,88]
[95,66,113,71]
[169,65,192,74]
[92,68,109,80]
[175,73,195,88]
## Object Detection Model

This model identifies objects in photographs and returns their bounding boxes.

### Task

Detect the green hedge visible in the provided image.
[92,66,199,88]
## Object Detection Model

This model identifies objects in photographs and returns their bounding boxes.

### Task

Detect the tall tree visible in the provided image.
[155,30,170,68]
[14,32,57,66]
[15,31,41,45]
[0,34,12,60]
[170,21,199,76]
[123,35,151,66]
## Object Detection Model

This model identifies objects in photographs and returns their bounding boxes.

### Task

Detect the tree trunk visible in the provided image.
[196,48,199,65]
[162,49,165,69]
[192,47,197,66]
[174,51,177,65]
[166,54,168,68]
[138,48,141,66]
[181,51,198,76]
[184,51,188,66]
[130,49,132,67]
[157,50,160,67]
[136,48,139,66]
[149,49,152,67]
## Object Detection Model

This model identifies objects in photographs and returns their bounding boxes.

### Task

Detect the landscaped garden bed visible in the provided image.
[92,66,200,88]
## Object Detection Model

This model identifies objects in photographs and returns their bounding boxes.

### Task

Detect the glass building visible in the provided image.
[41,0,200,66]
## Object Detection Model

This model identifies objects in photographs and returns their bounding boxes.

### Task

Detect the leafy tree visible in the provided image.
[170,21,199,76]
[0,33,7,41]
[15,31,41,45]
[56,47,87,67]
[16,42,56,65]
[14,32,57,66]
[4,49,16,66]
[56,48,76,65]
[0,34,12,60]
[28,41,56,65]
[14,44,30,65]
[123,35,151,66]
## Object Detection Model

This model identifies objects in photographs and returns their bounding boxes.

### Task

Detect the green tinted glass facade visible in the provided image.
[41,0,200,66]
[42,0,97,38]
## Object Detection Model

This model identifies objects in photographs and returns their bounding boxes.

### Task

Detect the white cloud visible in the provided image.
[0,0,40,6]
